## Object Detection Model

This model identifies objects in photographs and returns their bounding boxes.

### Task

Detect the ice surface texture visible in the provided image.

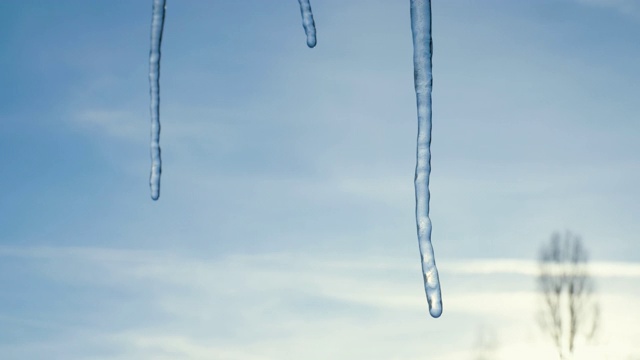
[297,0,317,48]
[410,0,442,318]
[149,0,166,201]
[142,0,443,319]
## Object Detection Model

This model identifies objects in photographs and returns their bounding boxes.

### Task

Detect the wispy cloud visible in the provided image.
[442,259,640,278]
[70,109,144,140]
[572,0,640,17]
[1,246,639,359]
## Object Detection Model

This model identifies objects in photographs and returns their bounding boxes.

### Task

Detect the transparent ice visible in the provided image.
[143,0,443,317]
[297,0,317,48]
[410,0,442,318]
[149,0,166,201]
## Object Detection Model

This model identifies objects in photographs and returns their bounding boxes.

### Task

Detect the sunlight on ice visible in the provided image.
[149,0,166,200]
[410,0,442,318]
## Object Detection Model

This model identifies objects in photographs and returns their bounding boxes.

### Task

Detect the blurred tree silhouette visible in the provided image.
[537,231,599,360]
[472,325,499,360]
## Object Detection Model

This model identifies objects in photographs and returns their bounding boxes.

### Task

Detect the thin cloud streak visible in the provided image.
[442,259,640,279]
[3,246,639,279]
[1,246,639,359]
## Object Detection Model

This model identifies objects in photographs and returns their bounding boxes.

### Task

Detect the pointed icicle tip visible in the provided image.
[410,0,443,318]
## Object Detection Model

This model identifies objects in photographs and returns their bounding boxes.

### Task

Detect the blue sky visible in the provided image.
[1,0,639,359]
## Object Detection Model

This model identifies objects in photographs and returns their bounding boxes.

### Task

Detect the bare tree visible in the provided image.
[537,231,599,360]
[472,325,499,360]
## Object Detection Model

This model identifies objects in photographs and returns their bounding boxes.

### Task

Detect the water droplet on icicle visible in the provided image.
[149,0,166,201]
[410,0,442,318]
[297,0,317,48]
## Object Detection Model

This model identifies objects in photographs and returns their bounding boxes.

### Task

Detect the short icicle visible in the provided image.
[297,0,317,48]
[410,0,442,318]
[149,0,166,200]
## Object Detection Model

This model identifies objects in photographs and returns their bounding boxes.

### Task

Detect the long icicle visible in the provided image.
[410,0,442,318]
[149,0,166,201]
[297,0,317,48]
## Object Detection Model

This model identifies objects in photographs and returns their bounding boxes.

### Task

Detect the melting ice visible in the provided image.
[410,0,442,318]
[142,0,443,318]
[297,0,317,48]
[149,0,166,201]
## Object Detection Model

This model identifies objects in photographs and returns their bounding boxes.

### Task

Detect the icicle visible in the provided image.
[297,0,317,48]
[149,0,166,201]
[410,0,442,318]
